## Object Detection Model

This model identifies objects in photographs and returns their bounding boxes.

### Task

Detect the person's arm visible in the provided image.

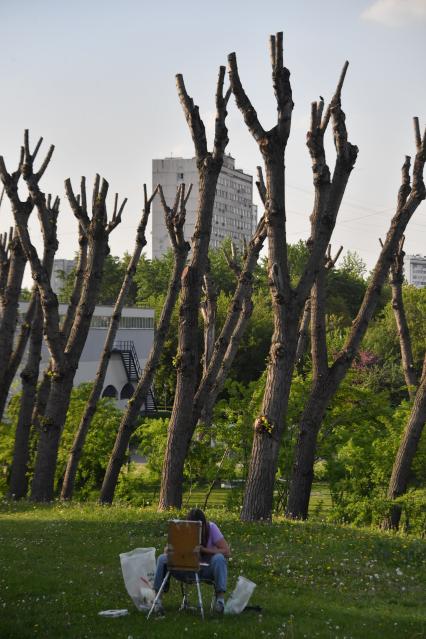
[200,536,230,558]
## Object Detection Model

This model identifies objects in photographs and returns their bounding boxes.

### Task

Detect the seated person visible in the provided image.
[153,508,230,614]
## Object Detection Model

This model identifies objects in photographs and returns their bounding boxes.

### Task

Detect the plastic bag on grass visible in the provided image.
[120,547,156,611]
[225,575,256,615]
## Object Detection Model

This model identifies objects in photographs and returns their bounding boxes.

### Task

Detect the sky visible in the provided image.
[0,0,425,285]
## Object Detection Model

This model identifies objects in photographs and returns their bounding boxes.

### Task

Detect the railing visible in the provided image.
[113,340,142,380]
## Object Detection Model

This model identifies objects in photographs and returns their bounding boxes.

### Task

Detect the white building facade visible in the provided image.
[17,303,155,411]
[151,155,257,258]
[404,254,426,288]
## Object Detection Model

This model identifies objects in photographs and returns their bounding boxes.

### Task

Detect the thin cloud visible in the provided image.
[362,0,426,27]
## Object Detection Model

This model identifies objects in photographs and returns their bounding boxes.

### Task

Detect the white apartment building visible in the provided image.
[404,254,426,288]
[151,155,257,258]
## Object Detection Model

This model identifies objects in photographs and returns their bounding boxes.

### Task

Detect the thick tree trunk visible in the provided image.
[30,372,75,500]
[8,299,43,498]
[383,355,426,529]
[388,240,417,399]
[0,292,37,421]
[0,235,27,420]
[241,322,299,520]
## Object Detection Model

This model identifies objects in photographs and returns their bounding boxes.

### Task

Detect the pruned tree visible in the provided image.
[193,208,267,432]
[158,67,231,509]
[384,352,426,529]
[381,235,417,399]
[0,131,125,501]
[60,185,159,500]
[381,230,426,529]
[228,33,358,521]
[286,120,426,520]
[99,183,191,503]
[8,194,60,499]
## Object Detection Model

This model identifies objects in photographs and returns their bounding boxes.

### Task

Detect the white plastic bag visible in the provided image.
[120,547,156,611]
[224,575,256,615]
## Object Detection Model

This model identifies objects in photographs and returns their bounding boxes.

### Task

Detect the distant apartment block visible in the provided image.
[51,258,75,294]
[404,254,426,288]
[151,155,257,258]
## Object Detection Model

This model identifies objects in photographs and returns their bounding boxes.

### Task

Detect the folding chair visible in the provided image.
[147,519,209,620]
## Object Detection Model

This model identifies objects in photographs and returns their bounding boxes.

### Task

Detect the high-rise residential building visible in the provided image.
[151,155,257,258]
[51,258,75,294]
[404,254,426,288]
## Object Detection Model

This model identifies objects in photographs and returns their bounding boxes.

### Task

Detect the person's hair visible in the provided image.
[186,508,209,547]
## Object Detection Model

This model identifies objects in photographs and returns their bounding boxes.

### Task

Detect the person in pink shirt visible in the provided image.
[153,508,230,614]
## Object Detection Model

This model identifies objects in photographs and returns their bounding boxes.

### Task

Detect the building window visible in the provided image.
[102,385,118,399]
[90,315,154,329]
[177,172,184,180]
[120,383,134,399]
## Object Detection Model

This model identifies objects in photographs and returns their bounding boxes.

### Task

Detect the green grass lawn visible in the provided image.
[0,501,424,639]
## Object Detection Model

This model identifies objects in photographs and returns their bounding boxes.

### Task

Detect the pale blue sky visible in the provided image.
[0,0,425,281]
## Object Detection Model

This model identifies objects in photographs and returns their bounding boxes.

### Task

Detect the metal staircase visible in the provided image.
[112,340,157,414]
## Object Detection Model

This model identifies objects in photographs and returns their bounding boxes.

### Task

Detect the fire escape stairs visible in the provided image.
[112,340,157,414]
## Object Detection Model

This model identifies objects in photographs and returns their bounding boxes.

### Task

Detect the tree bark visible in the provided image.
[60,185,159,500]
[0,291,37,421]
[158,68,230,509]
[387,237,417,399]
[8,195,59,499]
[0,229,28,420]
[286,125,426,520]
[384,354,426,529]
[100,184,190,503]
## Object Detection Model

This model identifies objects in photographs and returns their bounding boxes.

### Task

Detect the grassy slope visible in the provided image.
[0,502,424,639]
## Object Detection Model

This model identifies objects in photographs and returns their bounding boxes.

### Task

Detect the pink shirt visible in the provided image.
[206,522,223,549]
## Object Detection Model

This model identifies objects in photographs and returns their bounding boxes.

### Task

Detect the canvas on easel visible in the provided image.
[167,520,202,571]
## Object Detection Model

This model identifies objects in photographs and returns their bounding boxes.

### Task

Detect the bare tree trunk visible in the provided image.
[0,291,37,421]
[229,35,358,521]
[158,68,230,509]
[8,195,59,499]
[8,296,43,498]
[384,354,426,529]
[286,125,426,520]
[0,229,28,420]
[60,185,158,500]
[386,237,417,399]
[100,185,190,504]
